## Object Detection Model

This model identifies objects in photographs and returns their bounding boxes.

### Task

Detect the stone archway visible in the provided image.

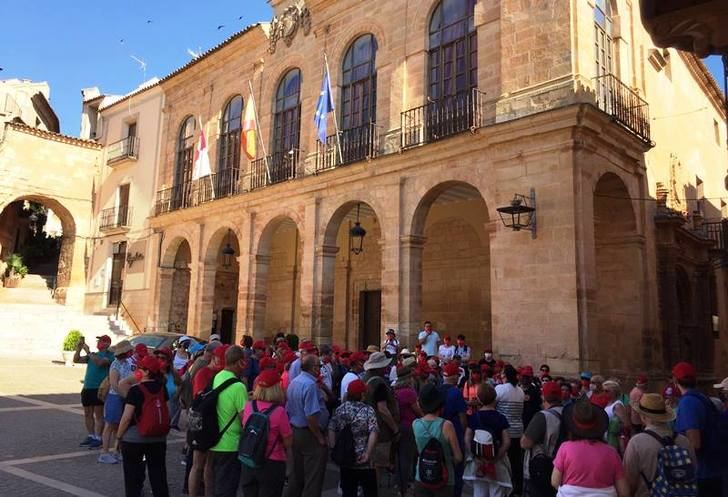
[157,238,192,333]
[0,195,79,305]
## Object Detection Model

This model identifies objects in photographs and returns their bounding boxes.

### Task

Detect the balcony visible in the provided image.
[99,206,131,232]
[400,88,485,150]
[250,149,301,190]
[107,136,140,165]
[701,219,728,252]
[315,123,379,173]
[593,74,652,145]
[154,168,242,215]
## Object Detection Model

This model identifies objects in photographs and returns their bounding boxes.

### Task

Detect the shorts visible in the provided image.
[104,392,124,424]
[81,388,103,407]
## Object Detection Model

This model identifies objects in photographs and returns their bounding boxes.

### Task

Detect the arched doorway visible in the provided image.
[161,239,192,333]
[0,196,76,304]
[591,173,643,373]
[320,201,383,349]
[252,217,302,338]
[411,182,492,355]
[200,228,241,344]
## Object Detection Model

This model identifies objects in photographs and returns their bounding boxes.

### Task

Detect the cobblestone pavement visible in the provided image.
[0,359,405,497]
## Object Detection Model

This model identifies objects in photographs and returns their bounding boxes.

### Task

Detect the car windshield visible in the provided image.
[129,335,168,350]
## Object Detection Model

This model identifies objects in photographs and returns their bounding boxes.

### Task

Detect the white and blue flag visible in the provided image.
[314,67,335,143]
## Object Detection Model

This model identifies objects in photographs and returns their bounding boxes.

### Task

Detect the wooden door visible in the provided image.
[359,290,382,350]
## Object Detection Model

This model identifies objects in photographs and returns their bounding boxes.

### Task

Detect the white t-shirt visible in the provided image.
[382,338,399,355]
[340,371,359,401]
[438,344,455,362]
[495,382,526,438]
[418,330,440,356]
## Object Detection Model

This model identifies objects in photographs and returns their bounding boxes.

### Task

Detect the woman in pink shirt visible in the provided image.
[551,400,629,497]
[240,369,293,497]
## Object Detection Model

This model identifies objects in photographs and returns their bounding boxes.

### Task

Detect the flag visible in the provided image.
[241,98,257,160]
[192,120,211,179]
[314,65,334,143]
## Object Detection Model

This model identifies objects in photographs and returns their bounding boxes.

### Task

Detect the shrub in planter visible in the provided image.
[63,330,84,352]
[3,254,28,287]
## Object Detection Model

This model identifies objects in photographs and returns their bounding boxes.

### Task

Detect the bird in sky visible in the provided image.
[217,24,225,30]
[146,19,152,24]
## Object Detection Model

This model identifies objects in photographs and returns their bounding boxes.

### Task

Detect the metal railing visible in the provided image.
[316,122,379,172]
[99,206,131,230]
[702,220,728,251]
[155,168,243,215]
[401,88,485,150]
[593,74,651,144]
[250,149,301,190]
[107,136,140,164]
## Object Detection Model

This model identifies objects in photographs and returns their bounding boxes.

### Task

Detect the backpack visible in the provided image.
[683,390,728,464]
[188,377,240,451]
[136,383,171,437]
[238,400,278,468]
[416,419,448,489]
[528,409,563,497]
[640,431,697,497]
[332,406,364,467]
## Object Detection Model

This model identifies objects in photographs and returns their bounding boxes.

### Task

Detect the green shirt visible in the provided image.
[83,350,115,389]
[210,369,247,452]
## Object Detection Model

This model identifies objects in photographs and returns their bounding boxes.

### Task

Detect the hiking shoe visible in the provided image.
[87,438,102,449]
[97,453,118,464]
[79,436,94,447]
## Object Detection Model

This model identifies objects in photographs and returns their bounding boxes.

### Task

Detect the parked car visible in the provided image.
[129,332,203,352]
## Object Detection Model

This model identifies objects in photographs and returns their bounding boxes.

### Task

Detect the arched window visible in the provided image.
[594,0,614,78]
[427,0,477,100]
[272,69,302,155]
[219,95,243,171]
[175,116,196,186]
[341,34,378,131]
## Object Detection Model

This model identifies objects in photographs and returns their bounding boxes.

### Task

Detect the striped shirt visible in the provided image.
[495,382,525,438]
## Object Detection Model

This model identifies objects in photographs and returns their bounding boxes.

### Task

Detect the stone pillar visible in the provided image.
[194,266,217,339]
[250,254,271,339]
[398,235,426,348]
[311,244,339,345]
[155,267,175,332]
[64,236,88,308]
[298,200,318,341]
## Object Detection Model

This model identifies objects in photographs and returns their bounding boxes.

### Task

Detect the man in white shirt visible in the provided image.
[417,321,440,357]
[438,335,455,362]
[340,351,366,401]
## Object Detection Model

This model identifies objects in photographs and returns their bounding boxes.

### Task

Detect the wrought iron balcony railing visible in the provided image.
[701,219,728,251]
[154,168,243,215]
[316,123,379,173]
[107,136,140,165]
[250,149,301,190]
[593,74,652,145]
[99,206,131,230]
[401,88,485,150]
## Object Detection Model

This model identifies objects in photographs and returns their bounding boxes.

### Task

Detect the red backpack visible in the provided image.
[136,383,170,437]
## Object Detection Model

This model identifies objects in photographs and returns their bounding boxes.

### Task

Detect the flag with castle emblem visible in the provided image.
[192,119,211,180]
[241,98,257,161]
[314,65,334,143]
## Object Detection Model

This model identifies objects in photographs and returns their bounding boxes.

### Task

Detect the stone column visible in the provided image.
[64,236,88,309]
[297,200,318,341]
[398,234,426,348]
[249,254,271,339]
[311,244,339,345]
[193,266,217,339]
[155,267,175,332]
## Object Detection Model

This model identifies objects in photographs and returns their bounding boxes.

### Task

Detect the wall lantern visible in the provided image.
[496,189,537,238]
[350,203,367,255]
[221,229,236,268]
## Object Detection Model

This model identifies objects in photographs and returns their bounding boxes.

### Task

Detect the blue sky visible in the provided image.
[0,1,724,136]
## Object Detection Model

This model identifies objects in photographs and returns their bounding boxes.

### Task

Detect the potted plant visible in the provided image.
[62,330,83,365]
[2,253,28,288]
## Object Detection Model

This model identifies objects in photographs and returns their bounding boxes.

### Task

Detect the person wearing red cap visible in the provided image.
[116,355,170,497]
[673,361,726,495]
[288,340,317,382]
[628,374,649,434]
[521,381,564,497]
[340,351,366,401]
[74,334,114,449]
[240,369,292,497]
[520,366,542,430]
[328,379,379,497]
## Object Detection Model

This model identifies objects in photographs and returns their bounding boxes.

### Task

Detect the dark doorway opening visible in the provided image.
[359,290,381,349]
[109,241,126,306]
[220,308,235,344]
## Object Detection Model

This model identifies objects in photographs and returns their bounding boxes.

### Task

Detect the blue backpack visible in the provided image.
[641,430,697,497]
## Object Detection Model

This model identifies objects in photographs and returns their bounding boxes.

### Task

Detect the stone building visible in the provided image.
[82,0,727,379]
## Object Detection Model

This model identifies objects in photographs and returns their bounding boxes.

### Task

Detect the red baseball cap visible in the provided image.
[672,362,696,381]
[442,363,460,377]
[636,373,648,386]
[542,381,561,401]
[348,379,368,396]
[213,344,229,363]
[349,352,367,364]
[96,335,112,343]
[255,369,281,388]
[252,340,266,350]
[521,365,534,377]
[299,341,317,353]
[259,356,276,370]
[139,355,162,374]
[134,343,148,357]
[282,350,297,365]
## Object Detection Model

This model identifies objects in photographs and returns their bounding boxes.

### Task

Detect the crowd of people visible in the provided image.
[72,322,728,497]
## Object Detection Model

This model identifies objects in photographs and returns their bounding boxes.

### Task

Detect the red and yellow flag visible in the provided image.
[241,100,256,161]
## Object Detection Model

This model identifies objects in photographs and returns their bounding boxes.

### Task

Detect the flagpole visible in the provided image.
[247,80,271,185]
[323,52,344,165]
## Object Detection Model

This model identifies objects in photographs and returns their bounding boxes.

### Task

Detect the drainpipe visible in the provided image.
[290,229,299,332]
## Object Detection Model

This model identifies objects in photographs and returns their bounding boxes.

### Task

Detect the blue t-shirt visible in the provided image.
[441,384,467,447]
[418,331,440,357]
[675,390,723,479]
[468,409,510,449]
[83,350,115,389]
[286,371,328,429]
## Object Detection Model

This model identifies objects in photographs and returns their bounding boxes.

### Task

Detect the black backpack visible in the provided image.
[238,400,278,468]
[527,409,563,497]
[332,407,363,467]
[188,377,240,451]
[417,419,448,489]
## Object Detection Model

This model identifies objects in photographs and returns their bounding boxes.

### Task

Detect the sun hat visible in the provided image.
[672,362,696,381]
[632,393,675,423]
[418,383,445,412]
[364,351,390,371]
[366,345,380,353]
[402,356,417,368]
[713,377,728,391]
[565,399,609,440]
[347,379,368,396]
[112,340,132,356]
[255,369,281,388]
[400,348,413,357]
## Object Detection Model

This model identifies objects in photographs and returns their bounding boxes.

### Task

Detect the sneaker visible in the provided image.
[97,453,118,464]
[87,438,102,449]
[79,436,94,447]
[114,452,123,462]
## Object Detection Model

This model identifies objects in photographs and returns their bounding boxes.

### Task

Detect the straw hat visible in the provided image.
[111,340,132,356]
[632,393,675,423]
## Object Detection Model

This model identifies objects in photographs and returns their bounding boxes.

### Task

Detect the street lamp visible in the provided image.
[221,229,235,268]
[349,203,367,255]
[496,189,537,238]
